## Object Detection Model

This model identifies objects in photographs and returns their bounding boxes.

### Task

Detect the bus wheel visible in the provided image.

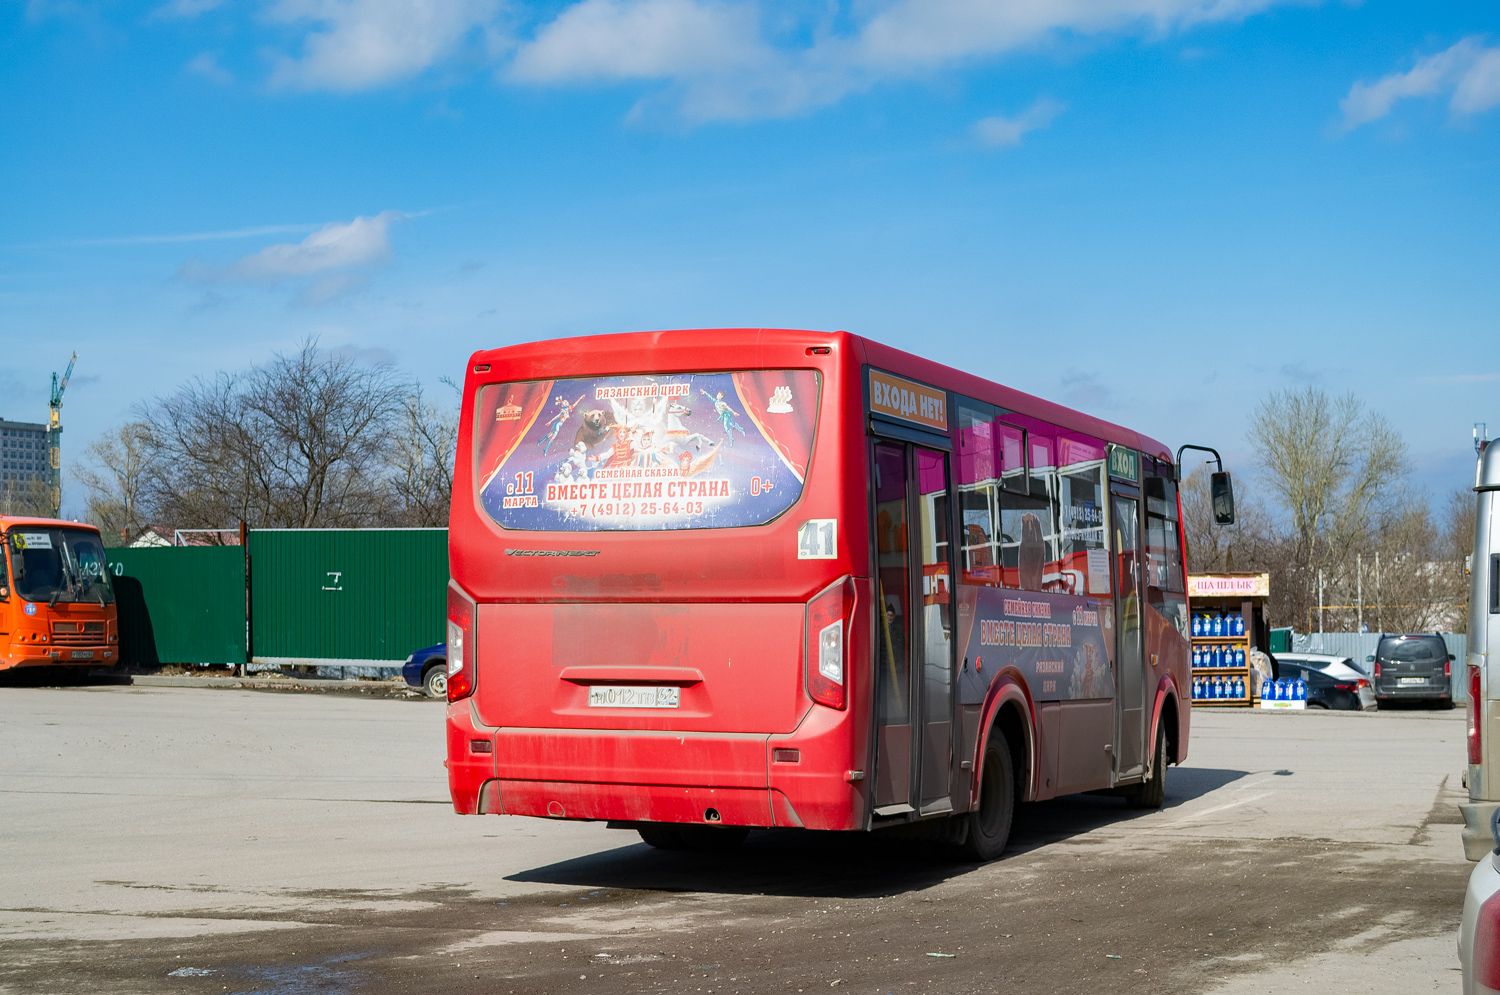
[637,825,748,852]
[1125,722,1166,810]
[422,665,448,699]
[961,733,1015,862]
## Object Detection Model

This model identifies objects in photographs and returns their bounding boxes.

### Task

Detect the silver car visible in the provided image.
[1460,812,1500,993]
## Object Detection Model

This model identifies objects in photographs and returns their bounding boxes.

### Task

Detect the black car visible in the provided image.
[1367,633,1455,708]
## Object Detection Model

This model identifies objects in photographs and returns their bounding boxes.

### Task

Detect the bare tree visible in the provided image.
[143,339,410,529]
[388,381,458,527]
[76,420,159,545]
[0,477,50,517]
[1247,387,1412,631]
[1250,387,1408,565]
[1181,466,1275,573]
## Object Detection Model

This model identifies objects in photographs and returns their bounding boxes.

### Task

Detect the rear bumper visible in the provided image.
[447,699,866,831]
[1376,683,1451,701]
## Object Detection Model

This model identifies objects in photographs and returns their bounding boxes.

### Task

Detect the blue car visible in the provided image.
[402,643,448,698]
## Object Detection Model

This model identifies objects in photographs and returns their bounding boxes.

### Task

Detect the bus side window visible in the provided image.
[956,398,1001,587]
[1145,458,1189,638]
[999,422,1058,594]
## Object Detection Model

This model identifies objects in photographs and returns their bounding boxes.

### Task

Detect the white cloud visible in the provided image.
[973,97,1065,147]
[230,0,1307,118]
[266,0,498,91]
[511,0,763,83]
[505,0,1308,121]
[186,52,233,84]
[1340,36,1500,131]
[179,211,401,305]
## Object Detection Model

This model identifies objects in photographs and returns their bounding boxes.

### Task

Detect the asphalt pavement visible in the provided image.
[0,684,1472,994]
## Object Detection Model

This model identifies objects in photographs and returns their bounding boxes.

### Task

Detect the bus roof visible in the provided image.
[0,516,103,533]
[469,327,1173,464]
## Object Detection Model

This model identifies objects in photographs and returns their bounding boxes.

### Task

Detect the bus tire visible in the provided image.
[422,664,448,699]
[961,732,1015,862]
[1125,722,1166,810]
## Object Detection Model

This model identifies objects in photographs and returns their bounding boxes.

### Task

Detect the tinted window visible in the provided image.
[1377,637,1444,662]
[1143,457,1187,637]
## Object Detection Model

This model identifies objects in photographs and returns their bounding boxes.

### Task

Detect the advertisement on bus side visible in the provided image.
[955,586,1116,702]
[474,370,820,531]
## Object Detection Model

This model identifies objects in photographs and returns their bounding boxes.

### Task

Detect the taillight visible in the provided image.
[806,577,855,710]
[1447,658,1453,677]
[447,583,476,702]
[1470,666,1483,766]
[1373,661,1381,678]
[1476,890,1500,988]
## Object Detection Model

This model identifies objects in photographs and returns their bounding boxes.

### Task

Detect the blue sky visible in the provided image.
[2,0,1498,516]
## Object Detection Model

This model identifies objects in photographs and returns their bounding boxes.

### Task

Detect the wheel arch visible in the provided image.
[1150,675,1182,766]
[972,671,1037,806]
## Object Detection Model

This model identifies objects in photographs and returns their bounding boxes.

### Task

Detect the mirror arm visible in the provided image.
[1174,444,1224,481]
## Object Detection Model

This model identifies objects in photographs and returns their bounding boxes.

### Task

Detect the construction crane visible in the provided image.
[48,352,76,519]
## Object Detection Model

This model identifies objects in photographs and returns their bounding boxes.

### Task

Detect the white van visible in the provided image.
[1461,440,1500,860]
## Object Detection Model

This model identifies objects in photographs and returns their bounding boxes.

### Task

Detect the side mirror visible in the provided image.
[1450,653,1456,662]
[1366,655,1375,663]
[1211,471,1236,525]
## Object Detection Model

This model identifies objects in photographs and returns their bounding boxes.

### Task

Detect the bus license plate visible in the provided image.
[588,686,680,709]
[70,651,94,660]
[1399,677,1425,685]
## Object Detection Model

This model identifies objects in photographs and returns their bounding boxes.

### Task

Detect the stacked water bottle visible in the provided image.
[1191,644,1246,668]
[1191,612,1246,638]
[1192,674,1247,700]
[1261,677,1308,702]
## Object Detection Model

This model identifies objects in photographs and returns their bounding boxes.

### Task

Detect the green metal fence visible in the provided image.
[106,546,247,666]
[248,528,447,667]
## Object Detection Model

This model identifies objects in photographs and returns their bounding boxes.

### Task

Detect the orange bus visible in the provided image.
[0,517,119,674]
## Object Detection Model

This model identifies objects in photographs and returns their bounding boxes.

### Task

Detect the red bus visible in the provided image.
[446,328,1191,859]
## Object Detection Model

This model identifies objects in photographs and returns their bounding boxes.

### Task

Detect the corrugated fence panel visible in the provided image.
[1292,631,1469,701]
[106,547,246,666]
[249,529,447,664]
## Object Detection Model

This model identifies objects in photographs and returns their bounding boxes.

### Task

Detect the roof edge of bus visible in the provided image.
[0,516,102,531]
[854,336,1171,463]
[467,327,1170,463]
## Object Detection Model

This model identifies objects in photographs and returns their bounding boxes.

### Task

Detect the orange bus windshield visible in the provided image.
[7,527,115,605]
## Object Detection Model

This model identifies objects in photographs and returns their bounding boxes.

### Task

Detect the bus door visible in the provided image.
[871,440,956,817]
[1111,491,1147,779]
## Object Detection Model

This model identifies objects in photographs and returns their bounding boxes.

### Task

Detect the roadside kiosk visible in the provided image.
[1188,572,1271,707]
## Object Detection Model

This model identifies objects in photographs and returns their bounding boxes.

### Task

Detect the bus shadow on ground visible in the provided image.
[505,766,1249,900]
[0,667,131,688]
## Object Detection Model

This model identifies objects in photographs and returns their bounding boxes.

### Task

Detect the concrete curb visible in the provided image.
[126,675,415,692]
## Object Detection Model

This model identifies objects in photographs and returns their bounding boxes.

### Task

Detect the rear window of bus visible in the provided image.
[473,370,821,531]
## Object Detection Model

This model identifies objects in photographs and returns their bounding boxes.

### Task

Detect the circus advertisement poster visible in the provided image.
[955,585,1116,703]
[474,370,821,531]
